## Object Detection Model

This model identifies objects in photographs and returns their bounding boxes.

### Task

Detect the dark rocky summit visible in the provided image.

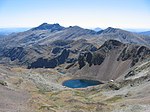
[31,23,65,31]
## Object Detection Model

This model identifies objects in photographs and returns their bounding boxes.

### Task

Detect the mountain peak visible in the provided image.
[100,39,123,49]
[102,27,119,34]
[67,25,96,35]
[68,25,83,30]
[31,23,64,31]
[40,23,49,26]
[93,27,102,32]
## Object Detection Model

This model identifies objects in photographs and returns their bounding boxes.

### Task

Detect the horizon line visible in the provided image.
[0,23,150,32]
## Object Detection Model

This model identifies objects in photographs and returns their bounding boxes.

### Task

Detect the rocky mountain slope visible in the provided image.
[0,23,96,48]
[0,39,97,67]
[0,23,149,48]
[70,40,150,82]
[0,23,149,68]
[90,27,149,47]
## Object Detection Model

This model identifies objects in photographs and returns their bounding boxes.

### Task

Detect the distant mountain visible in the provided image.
[0,23,96,47]
[124,28,150,32]
[0,28,30,35]
[93,27,102,32]
[0,23,149,49]
[139,31,150,36]
[0,34,6,38]
[91,27,150,47]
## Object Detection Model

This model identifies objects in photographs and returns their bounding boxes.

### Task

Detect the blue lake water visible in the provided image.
[63,79,102,88]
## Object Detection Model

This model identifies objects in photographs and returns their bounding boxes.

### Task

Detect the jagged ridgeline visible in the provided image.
[76,40,150,81]
[0,23,150,71]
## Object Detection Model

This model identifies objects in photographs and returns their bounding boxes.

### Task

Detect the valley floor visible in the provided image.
[0,63,150,112]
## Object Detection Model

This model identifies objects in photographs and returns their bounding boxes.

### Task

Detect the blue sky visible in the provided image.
[0,0,150,29]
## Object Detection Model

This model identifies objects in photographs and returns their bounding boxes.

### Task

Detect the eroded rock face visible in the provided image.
[75,40,150,81]
[78,40,123,69]
[28,58,57,68]
[28,49,70,68]
[2,47,26,61]
[78,53,86,69]
[117,45,150,66]
[51,47,63,54]
[78,40,150,69]
[78,51,106,69]
[0,38,98,68]
[0,45,51,65]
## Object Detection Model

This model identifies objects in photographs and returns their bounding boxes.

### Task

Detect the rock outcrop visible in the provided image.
[75,40,150,81]
[1,47,27,62]
[28,49,70,68]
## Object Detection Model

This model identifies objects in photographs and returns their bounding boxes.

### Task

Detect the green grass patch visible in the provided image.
[39,105,56,112]
[105,95,122,103]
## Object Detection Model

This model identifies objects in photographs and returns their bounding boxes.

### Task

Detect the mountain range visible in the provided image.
[0,23,150,112]
[0,23,150,47]
[0,23,150,68]
[0,28,30,36]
